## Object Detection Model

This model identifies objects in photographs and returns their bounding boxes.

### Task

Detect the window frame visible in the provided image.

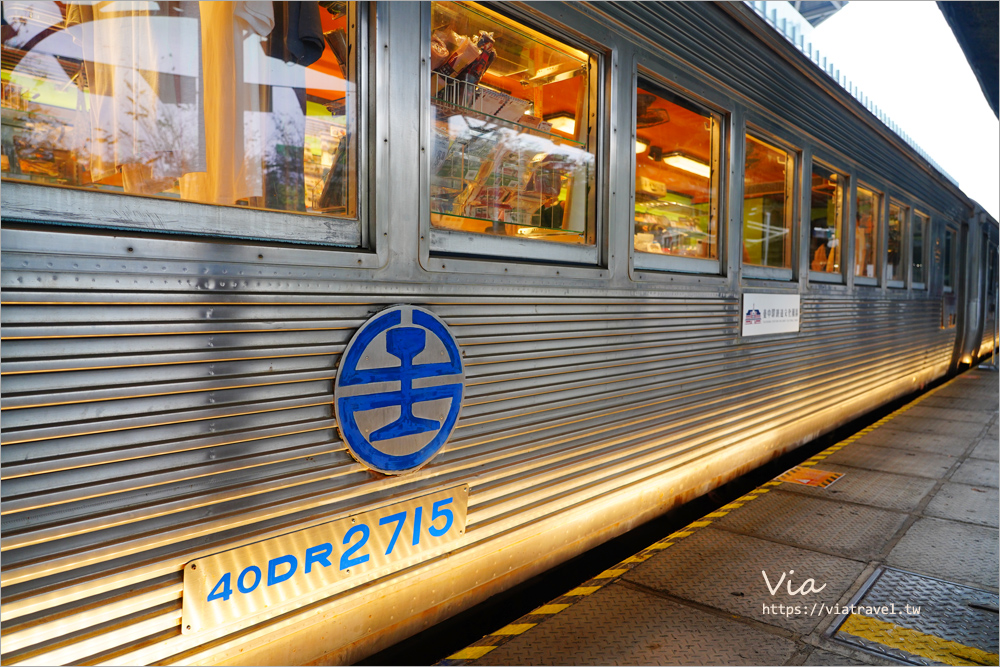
[886,199,908,289]
[911,209,929,290]
[853,181,882,287]
[942,224,957,293]
[0,2,372,256]
[806,154,849,285]
[629,66,727,276]
[740,127,798,282]
[419,1,605,268]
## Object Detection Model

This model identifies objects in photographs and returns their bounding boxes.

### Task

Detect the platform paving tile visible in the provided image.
[921,394,1000,412]
[824,443,956,479]
[933,382,998,400]
[831,567,1000,657]
[802,647,896,665]
[710,490,908,561]
[950,458,1000,487]
[853,428,973,456]
[954,378,997,388]
[902,405,996,424]
[970,437,1000,461]
[448,371,998,667]
[777,464,936,513]
[622,527,867,634]
[874,415,986,439]
[474,583,799,667]
[923,482,1000,527]
[886,517,999,590]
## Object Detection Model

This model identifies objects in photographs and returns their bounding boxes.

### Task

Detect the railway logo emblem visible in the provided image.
[745,306,762,325]
[334,305,465,474]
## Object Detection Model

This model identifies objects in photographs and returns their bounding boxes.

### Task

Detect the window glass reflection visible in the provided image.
[742,135,792,269]
[633,85,719,260]
[429,2,595,245]
[855,186,880,278]
[912,212,928,284]
[808,163,844,274]
[888,202,906,282]
[944,229,954,288]
[1,1,357,219]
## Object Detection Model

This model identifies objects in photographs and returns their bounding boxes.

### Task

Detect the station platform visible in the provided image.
[440,368,999,666]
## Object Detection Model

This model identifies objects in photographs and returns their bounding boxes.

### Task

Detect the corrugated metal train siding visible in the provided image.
[594,2,967,220]
[0,3,971,661]
[1,281,952,664]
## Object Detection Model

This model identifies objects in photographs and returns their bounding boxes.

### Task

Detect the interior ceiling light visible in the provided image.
[662,151,711,178]
[636,137,649,154]
[544,111,575,135]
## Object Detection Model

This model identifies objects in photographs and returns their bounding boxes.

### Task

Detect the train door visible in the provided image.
[982,232,999,363]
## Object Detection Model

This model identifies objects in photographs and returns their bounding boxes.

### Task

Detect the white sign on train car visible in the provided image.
[742,294,801,336]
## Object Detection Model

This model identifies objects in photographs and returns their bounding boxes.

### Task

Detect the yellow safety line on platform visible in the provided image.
[594,568,627,578]
[440,375,965,665]
[533,604,569,614]
[646,541,673,551]
[840,614,1000,666]
[447,646,498,661]
[493,623,536,636]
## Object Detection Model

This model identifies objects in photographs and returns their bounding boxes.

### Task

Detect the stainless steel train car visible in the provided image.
[1,2,997,664]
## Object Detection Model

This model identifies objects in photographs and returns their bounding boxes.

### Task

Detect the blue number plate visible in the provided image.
[183,485,469,634]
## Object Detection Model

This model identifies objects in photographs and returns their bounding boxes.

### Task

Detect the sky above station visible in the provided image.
[810,1,999,220]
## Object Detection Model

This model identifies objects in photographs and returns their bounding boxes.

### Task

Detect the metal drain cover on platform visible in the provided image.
[828,567,999,665]
[776,466,844,488]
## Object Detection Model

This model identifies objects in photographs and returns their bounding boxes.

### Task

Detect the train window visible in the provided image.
[808,161,846,280]
[854,185,881,282]
[912,211,928,287]
[742,134,793,272]
[1,2,362,245]
[943,228,955,291]
[887,202,907,287]
[429,2,597,253]
[633,80,722,273]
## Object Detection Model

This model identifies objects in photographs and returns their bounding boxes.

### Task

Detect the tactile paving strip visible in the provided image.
[830,567,999,665]
[473,583,799,666]
[923,482,1000,528]
[623,527,866,634]
[710,489,908,561]
[887,517,999,590]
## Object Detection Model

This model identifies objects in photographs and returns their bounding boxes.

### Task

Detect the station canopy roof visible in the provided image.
[937,1,999,117]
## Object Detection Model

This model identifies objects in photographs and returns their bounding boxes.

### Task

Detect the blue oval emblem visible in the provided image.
[334,305,465,474]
